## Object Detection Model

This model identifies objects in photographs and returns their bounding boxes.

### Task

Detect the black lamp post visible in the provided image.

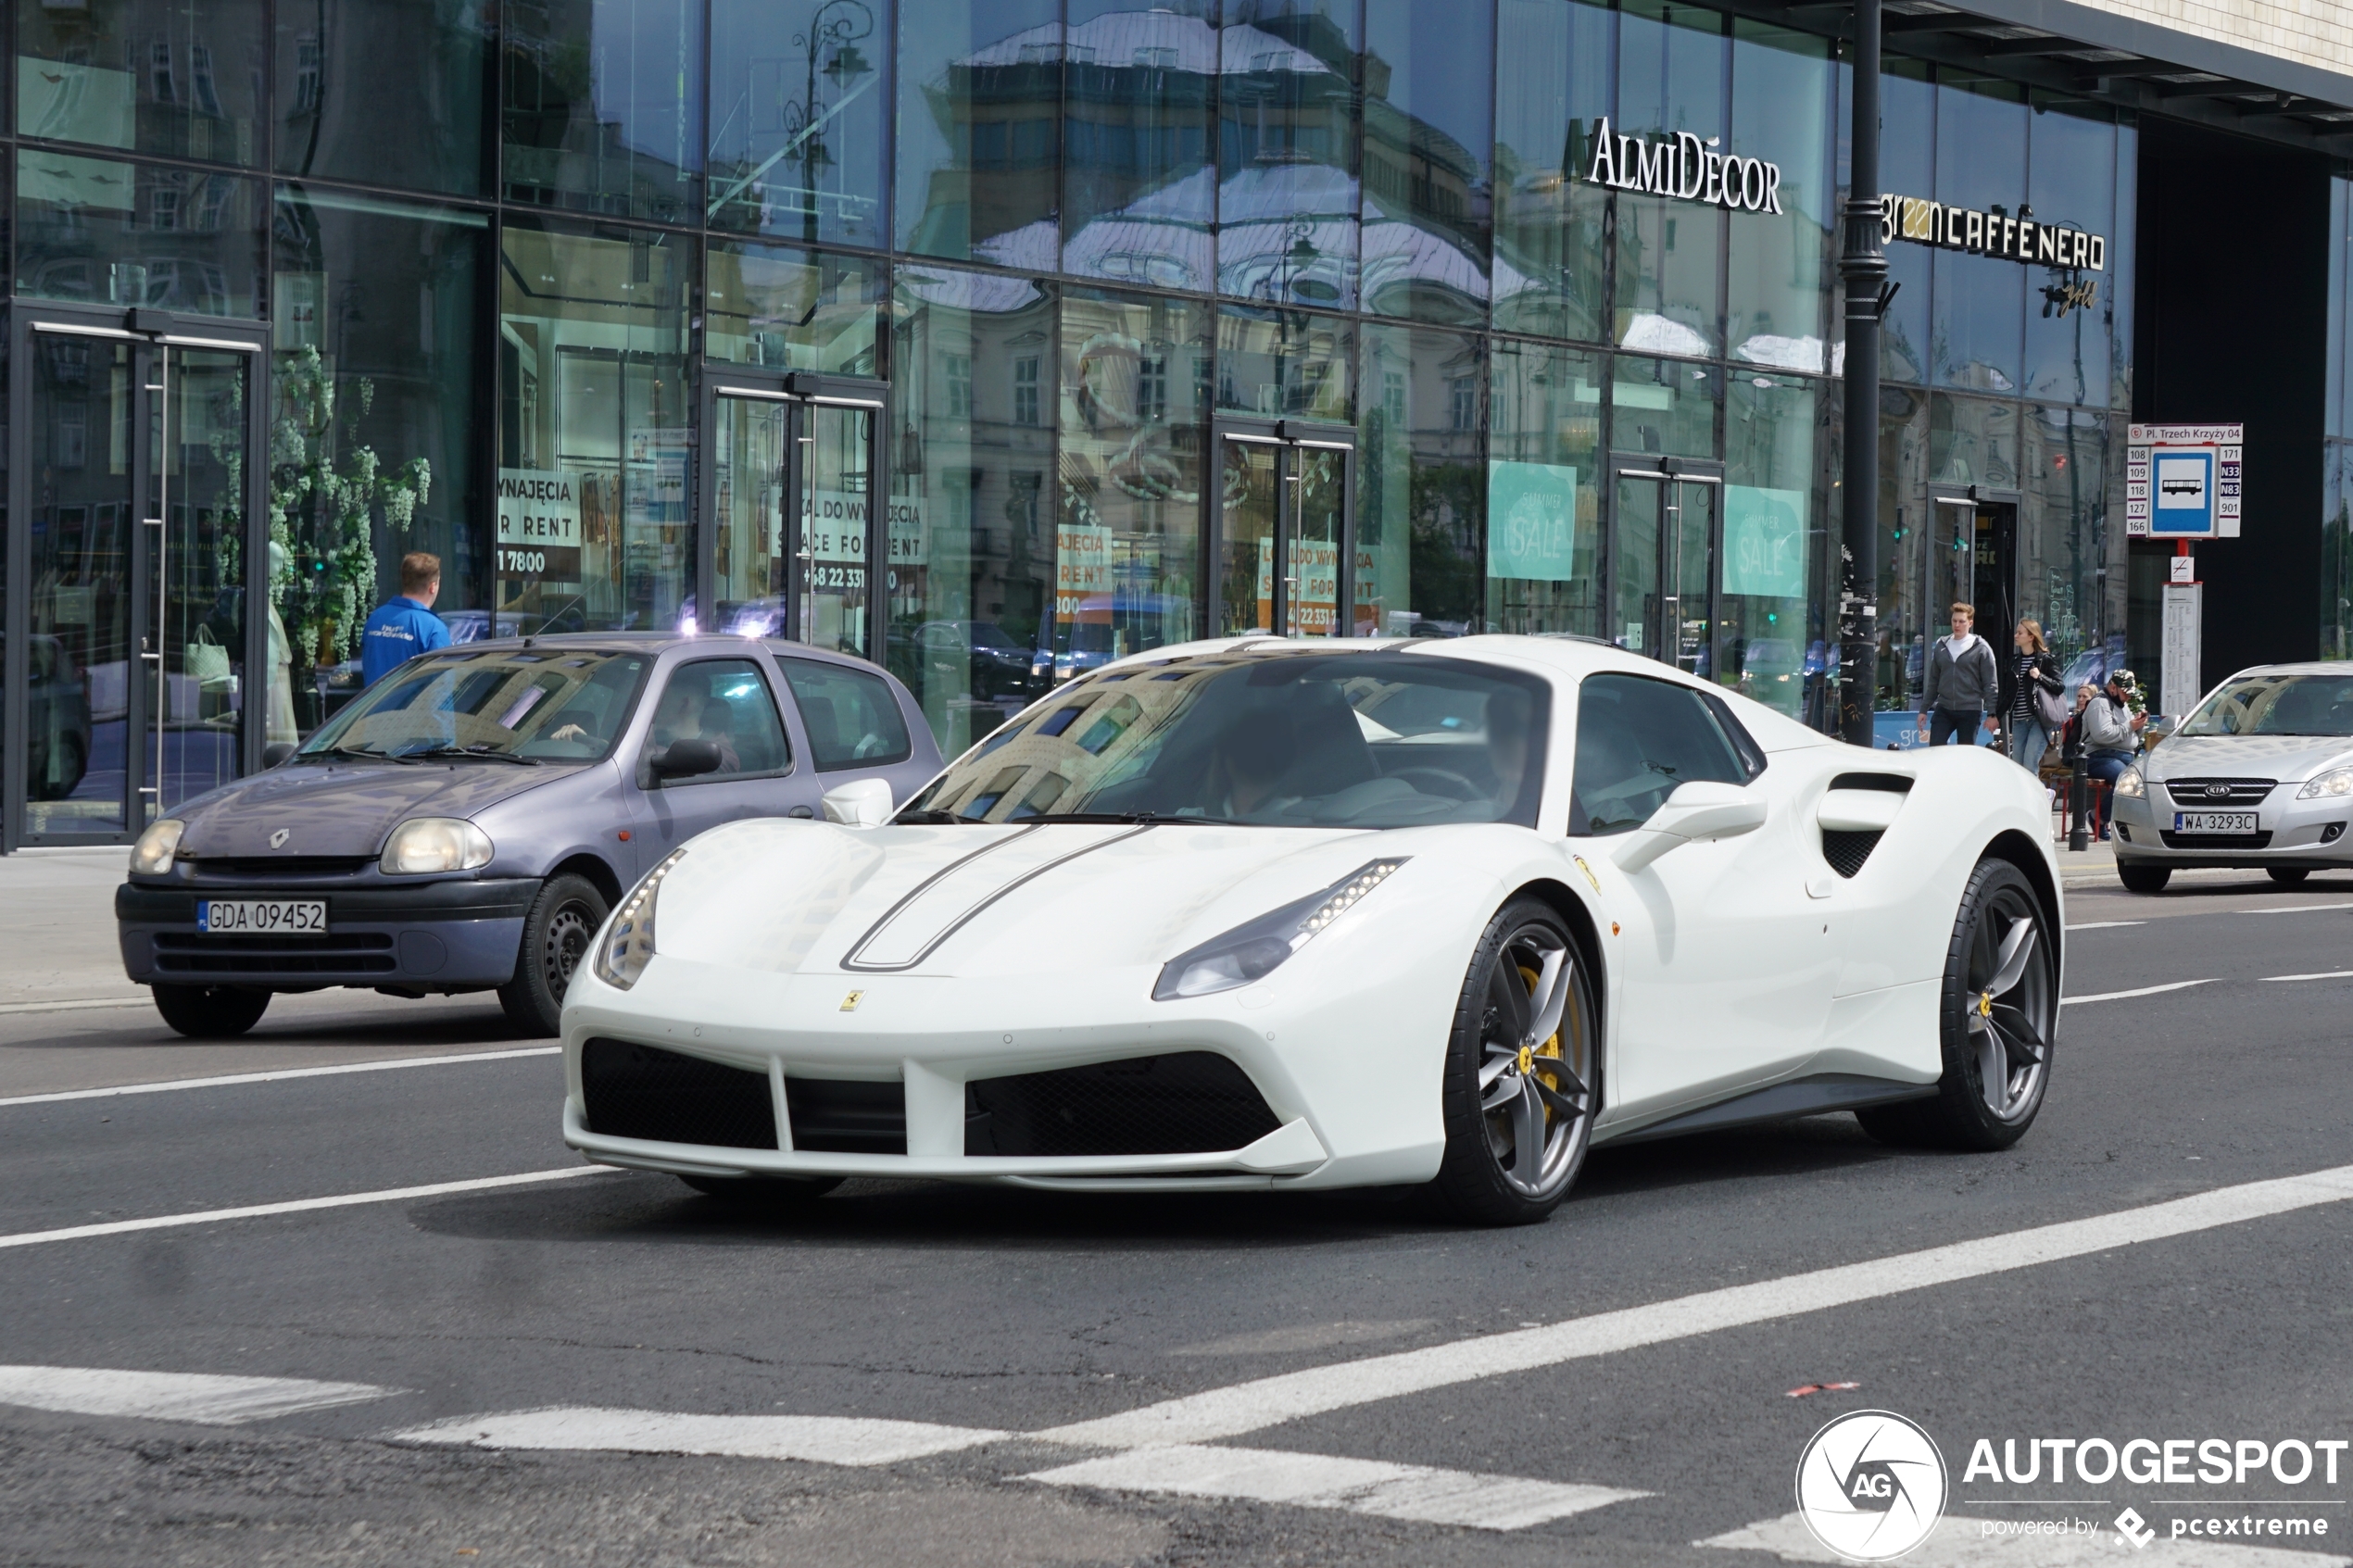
[1839,0,1888,746]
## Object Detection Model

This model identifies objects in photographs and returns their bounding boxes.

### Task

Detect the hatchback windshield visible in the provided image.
[2176,672,2353,738]
[299,649,652,762]
[900,652,1548,827]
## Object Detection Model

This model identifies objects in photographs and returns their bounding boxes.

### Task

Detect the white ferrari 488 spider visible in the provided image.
[560,635,2061,1224]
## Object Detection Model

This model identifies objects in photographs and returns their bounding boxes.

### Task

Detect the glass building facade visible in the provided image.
[0,0,2344,845]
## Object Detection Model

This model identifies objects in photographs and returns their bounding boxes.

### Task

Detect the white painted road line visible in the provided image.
[2259,971,2353,984]
[0,1047,563,1109]
[0,996,151,1017]
[1701,1512,2347,1565]
[0,1165,611,1251]
[2065,920,2146,931]
[396,1408,1008,1465]
[0,1365,396,1425]
[2243,902,2353,917]
[2061,980,2219,1006]
[1035,1162,2353,1451]
[1026,1444,1646,1532]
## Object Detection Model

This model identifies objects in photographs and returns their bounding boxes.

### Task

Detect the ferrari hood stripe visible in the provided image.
[843,823,1154,972]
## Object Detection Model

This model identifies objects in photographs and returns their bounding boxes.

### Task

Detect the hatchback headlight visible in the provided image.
[130,818,183,875]
[594,848,687,991]
[2114,768,2145,799]
[378,817,494,875]
[1153,859,1408,1001]
[2297,767,2353,799]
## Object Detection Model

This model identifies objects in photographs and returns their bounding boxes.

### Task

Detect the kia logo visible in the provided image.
[2205,784,2232,798]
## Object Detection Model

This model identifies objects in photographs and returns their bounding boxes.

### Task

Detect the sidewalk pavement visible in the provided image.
[0,847,145,1007]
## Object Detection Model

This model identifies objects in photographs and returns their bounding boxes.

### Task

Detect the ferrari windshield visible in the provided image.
[2176,673,2353,737]
[901,651,1548,828]
[299,649,652,762]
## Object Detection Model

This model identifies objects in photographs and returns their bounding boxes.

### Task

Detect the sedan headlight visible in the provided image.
[1153,859,1407,1001]
[130,818,184,875]
[378,817,494,875]
[594,848,688,991]
[2297,767,2353,799]
[2114,768,2145,799]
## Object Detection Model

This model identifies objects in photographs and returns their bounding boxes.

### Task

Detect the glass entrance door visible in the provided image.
[1610,463,1721,678]
[1214,423,1353,639]
[11,320,261,846]
[703,376,885,653]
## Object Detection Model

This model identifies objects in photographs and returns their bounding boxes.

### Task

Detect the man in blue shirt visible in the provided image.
[359,552,452,685]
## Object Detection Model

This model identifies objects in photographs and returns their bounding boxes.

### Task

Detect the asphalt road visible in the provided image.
[4,857,2351,1567]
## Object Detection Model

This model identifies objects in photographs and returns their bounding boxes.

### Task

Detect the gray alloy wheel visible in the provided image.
[498,873,610,1037]
[1433,897,1599,1225]
[152,983,271,1039]
[1860,859,2055,1151]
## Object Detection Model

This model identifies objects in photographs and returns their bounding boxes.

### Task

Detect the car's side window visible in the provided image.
[777,658,914,769]
[644,659,793,782]
[1568,673,1749,836]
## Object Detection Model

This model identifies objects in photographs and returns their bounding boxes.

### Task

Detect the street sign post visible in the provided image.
[2127,422,2242,538]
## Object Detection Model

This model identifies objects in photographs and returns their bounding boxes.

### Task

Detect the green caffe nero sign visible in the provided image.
[1721,484,1806,597]
[1487,462,1581,582]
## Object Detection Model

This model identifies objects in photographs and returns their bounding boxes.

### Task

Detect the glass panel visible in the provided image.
[1493,0,1612,342]
[1214,306,1352,420]
[776,655,914,766]
[271,186,486,734]
[1289,446,1345,637]
[1722,372,1816,717]
[275,0,492,195]
[1875,385,1930,717]
[154,348,248,815]
[1668,480,1713,677]
[2020,403,2108,672]
[1217,0,1359,309]
[1928,499,1973,636]
[1569,671,1745,835]
[1362,0,1492,323]
[501,0,703,225]
[801,403,874,655]
[25,336,134,836]
[1726,22,1830,375]
[896,0,1061,264]
[708,0,888,246]
[711,395,788,635]
[1611,354,1718,459]
[17,150,263,316]
[1060,0,1214,292]
[1059,286,1208,671]
[2108,117,2135,410]
[2327,440,2352,661]
[19,0,263,166]
[2021,106,2115,408]
[1875,60,1934,385]
[1610,472,1661,659]
[1356,323,1483,636]
[705,241,884,371]
[1218,436,1279,635]
[649,658,791,777]
[1928,392,2017,490]
[887,265,1057,750]
[1486,339,1603,637]
[300,645,652,760]
[1931,76,2026,393]
[1614,0,1723,357]
[497,220,695,634]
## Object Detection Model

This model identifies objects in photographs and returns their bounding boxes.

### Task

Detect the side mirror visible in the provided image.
[821,776,895,828]
[261,742,296,769]
[649,736,724,783]
[1611,781,1768,873]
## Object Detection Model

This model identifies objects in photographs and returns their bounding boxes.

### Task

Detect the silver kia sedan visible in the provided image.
[2110,662,2353,892]
[117,634,942,1037]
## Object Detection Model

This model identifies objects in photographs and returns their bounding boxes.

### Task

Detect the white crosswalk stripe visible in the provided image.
[394,1407,1010,1466]
[0,1365,396,1425]
[1701,1512,2347,1566]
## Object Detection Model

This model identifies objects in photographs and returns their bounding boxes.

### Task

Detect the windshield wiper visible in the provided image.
[893,809,964,824]
[405,745,540,766]
[300,746,419,765]
[1034,811,1211,824]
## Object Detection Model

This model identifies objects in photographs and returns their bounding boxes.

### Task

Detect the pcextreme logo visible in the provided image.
[1794,1410,1949,1562]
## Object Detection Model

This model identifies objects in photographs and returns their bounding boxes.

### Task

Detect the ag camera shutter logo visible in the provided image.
[1794,1410,1949,1561]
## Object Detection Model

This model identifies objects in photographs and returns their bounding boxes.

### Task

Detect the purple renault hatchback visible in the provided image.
[117,634,942,1038]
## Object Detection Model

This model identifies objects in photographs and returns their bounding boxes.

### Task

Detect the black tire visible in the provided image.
[2116,861,2171,893]
[498,873,609,1037]
[153,983,271,1038]
[679,1174,844,1203]
[2269,866,2311,886]
[1431,897,1600,1226]
[1860,859,2055,1152]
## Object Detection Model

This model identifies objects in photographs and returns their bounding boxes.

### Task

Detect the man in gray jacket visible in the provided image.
[1918,601,2001,746]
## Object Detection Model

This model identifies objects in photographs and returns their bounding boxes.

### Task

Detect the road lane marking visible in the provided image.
[396,1408,1007,1465]
[2260,971,2353,983]
[0,997,151,1016]
[1026,1445,1646,1532]
[0,1047,562,1109]
[2065,921,2146,931]
[1034,1162,2353,1450]
[2061,980,2218,1005]
[1701,1512,2347,1565]
[0,1166,610,1250]
[0,1365,396,1425]
[2243,902,2353,916]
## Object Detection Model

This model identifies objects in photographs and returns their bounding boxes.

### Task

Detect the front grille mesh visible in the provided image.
[966,1052,1282,1158]
[154,931,395,974]
[581,1038,777,1149]
[786,1079,908,1155]
[1821,828,1884,879]
[2162,777,2277,807]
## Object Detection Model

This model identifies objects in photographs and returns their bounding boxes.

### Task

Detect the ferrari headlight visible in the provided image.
[130,818,183,875]
[379,817,494,875]
[1152,859,1407,1001]
[2297,767,2353,799]
[2114,768,2145,799]
[594,848,688,991]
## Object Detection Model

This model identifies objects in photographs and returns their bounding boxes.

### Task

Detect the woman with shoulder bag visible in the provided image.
[2001,620,2067,772]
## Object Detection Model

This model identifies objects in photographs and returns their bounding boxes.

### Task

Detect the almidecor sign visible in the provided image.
[1879,194,2107,272]
[1582,119,1786,214]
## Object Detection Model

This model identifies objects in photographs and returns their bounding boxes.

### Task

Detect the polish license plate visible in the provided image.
[195,899,327,935]
[2172,811,2258,835]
